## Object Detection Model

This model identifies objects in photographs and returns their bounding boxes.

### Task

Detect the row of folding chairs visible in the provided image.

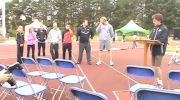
[135,88,180,100]
[121,64,180,100]
[0,57,86,100]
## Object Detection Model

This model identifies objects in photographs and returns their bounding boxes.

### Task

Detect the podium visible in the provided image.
[135,39,162,65]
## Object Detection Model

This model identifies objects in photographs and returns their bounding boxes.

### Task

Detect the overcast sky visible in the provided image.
[0,0,12,9]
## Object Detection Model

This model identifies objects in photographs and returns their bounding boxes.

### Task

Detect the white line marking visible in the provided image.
[72,54,96,92]
[91,54,138,84]
[112,91,120,100]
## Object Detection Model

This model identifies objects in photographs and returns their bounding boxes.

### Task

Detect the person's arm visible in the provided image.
[109,25,115,42]
[62,31,65,42]
[69,29,74,36]
[33,32,37,41]
[36,30,39,39]
[76,28,80,41]
[48,30,52,42]
[157,27,168,45]
[96,24,101,34]
[16,33,20,44]
[90,28,94,39]
[44,30,48,39]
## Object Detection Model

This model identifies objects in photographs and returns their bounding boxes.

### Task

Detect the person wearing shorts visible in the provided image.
[149,13,168,88]
[96,16,115,66]
[151,55,163,67]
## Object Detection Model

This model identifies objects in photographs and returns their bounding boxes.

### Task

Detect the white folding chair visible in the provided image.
[11,64,48,100]
[53,59,86,100]
[0,63,29,99]
[36,57,64,92]
[21,57,47,82]
[126,65,157,100]
[168,70,180,92]
[70,87,109,100]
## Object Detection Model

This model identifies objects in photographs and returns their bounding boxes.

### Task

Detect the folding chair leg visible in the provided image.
[130,92,135,100]
[2,90,11,100]
[58,86,66,100]
[36,93,45,100]
[52,83,63,100]
[80,82,84,88]
[0,89,6,97]
[64,88,71,100]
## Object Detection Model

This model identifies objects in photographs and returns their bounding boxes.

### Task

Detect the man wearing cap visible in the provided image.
[96,16,115,66]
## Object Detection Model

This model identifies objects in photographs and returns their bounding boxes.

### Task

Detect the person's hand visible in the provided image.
[0,73,11,83]
[157,40,164,45]
[20,44,23,46]
[76,41,79,45]
[100,18,104,24]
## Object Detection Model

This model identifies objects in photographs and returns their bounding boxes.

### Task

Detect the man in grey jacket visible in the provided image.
[96,17,115,66]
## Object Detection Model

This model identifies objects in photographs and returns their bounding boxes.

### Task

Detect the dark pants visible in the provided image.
[17,45,24,64]
[78,42,91,63]
[38,42,45,56]
[27,44,35,59]
[63,43,72,60]
[50,43,59,60]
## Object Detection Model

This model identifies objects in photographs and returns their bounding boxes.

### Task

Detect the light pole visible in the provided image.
[2,0,6,37]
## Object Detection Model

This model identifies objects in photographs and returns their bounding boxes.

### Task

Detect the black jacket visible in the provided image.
[16,32,24,45]
[76,26,94,43]
[36,29,47,43]
[149,24,168,56]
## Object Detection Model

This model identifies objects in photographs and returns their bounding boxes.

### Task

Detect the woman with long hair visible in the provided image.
[16,25,24,64]
[26,26,36,59]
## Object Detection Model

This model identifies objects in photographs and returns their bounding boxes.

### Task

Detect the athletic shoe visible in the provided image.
[88,62,92,65]
[110,61,114,66]
[96,61,102,65]
[76,62,81,64]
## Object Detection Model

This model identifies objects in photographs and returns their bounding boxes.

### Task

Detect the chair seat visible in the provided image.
[41,73,64,79]
[60,75,86,84]
[130,84,156,93]
[27,71,48,76]
[173,89,180,92]
[15,84,47,96]
[2,81,29,89]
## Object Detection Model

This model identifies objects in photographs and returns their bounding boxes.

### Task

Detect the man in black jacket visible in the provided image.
[149,13,168,88]
[36,25,47,56]
[76,19,94,65]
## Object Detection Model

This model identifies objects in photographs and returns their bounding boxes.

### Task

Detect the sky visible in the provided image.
[0,0,13,9]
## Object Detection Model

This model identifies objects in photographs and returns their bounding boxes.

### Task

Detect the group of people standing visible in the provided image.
[16,16,115,66]
[16,24,48,64]
[15,13,169,88]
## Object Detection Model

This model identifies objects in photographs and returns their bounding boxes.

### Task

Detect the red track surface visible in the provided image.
[0,41,180,100]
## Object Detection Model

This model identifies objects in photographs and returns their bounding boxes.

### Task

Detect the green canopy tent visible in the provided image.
[115,20,149,34]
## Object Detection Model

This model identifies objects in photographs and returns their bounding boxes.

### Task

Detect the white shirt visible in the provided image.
[49,28,61,43]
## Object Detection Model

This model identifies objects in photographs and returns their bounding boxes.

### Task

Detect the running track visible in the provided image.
[0,41,180,100]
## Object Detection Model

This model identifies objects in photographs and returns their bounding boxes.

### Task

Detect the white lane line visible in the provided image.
[112,91,120,100]
[91,54,138,84]
[72,54,96,92]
